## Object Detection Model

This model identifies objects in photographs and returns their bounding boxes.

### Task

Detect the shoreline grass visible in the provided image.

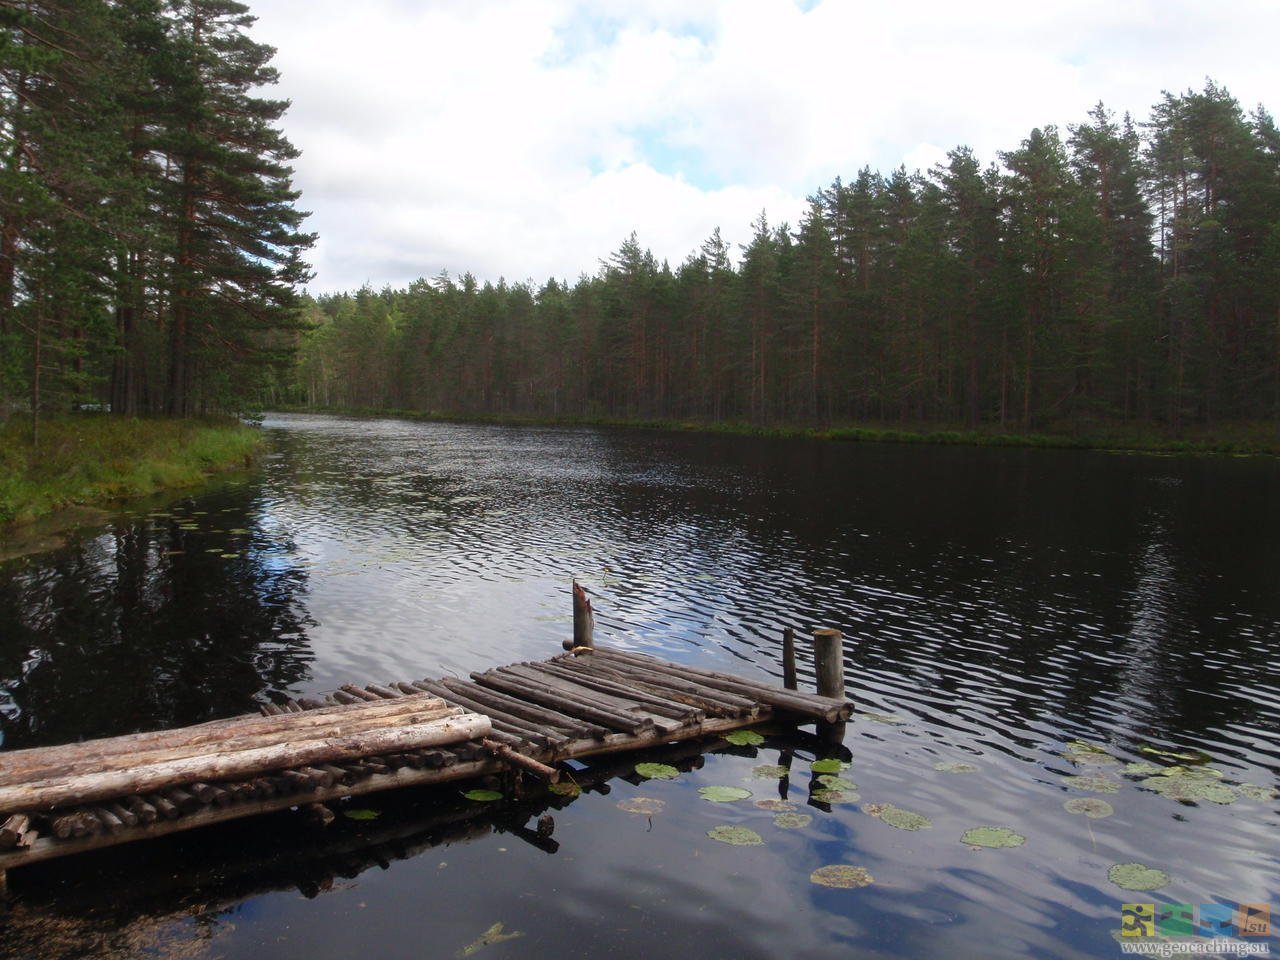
[0,415,262,528]
[272,406,1280,457]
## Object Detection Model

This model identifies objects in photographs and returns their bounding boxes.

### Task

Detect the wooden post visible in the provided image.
[572,580,594,650]
[813,628,845,745]
[812,628,844,699]
[782,628,797,691]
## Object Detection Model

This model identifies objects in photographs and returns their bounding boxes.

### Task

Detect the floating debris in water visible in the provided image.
[698,785,752,803]
[462,789,503,802]
[1062,774,1121,794]
[811,788,860,804]
[865,803,932,831]
[751,764,789,779]
[934,761,979,774]
[707,825,764,846]
[811,759,850,774]
[816,774,857,791]
[617,797,665,815]
[773,812,812,829]
[857,712,906,725]
[634,762,680,781]
[1139,745,1213,764]
[1108,862,1169,891]
[1063,740,1121,767]
[810,865,873,888]
[342,808,380,821]
[1063,797,1114,819]
[961,826,1025,848]
[458,922,524,958]
[724,730,765,746]
[753,799,796,812]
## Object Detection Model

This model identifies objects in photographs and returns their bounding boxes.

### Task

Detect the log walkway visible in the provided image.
[0,645,852,878]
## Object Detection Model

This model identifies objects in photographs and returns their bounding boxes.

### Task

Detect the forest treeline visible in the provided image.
[0,0,312,430]
[292,82,1279,434]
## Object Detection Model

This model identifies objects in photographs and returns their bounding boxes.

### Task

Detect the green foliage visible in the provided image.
[461,788,503,802]
[809,865,873,888]
[1108,863,1170,891]
[723,729,765,746]
[634,762,679,781]
[697,785,752,803]
[0,415,259,525]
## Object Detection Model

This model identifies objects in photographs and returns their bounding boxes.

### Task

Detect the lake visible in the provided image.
[1,412,1277,959]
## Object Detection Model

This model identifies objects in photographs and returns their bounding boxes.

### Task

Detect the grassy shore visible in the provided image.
[0,415,262,527]
[280,406,1280,457]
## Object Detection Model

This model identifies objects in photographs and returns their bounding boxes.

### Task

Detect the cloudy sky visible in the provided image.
[245,0,1280,294]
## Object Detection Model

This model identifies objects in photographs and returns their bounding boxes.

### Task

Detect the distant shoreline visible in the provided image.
[269,407,1280,458]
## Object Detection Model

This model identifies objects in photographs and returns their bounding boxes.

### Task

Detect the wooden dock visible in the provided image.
[0,643,852,879]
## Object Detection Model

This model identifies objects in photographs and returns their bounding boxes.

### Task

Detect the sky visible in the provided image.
[245,0,1280,294]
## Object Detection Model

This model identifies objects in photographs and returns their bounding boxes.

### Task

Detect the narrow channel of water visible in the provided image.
[1,413,1277,959]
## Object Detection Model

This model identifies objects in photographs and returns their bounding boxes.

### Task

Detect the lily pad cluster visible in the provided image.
[811,758,850,774]
[1141,767,1236,805]
[773,812,812,829]
[1063,740,1121,767]
[751,764,790,779]
[810,864,873,888]
[724,729,765,746]
[1062,774,1121,794]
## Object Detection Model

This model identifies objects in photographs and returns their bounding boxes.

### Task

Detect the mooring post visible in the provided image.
[782,627,797,691]
[813,628,846,744]
[572,579,594,650]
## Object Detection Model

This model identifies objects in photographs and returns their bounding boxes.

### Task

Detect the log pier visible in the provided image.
[0,638,851,879]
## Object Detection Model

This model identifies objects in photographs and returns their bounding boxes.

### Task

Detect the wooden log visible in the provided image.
[431,678,600,739]
[163,787,202,814]
[260,703,285,716]
[572,579,594,650]
[498,664,681,734]
[339,684,381,702]
[297,698,329,710]
[571,658,752,717]
[281,770,319,792]
[589,648,852,722]
[0,694,450,780]
[480,738,559,783]
[305,803,335,827]
[471,670,653,735]
[123,796,158,825]
[812,629,845,699]
[782,627,797,691]
[413,680,573,747]
[95,806,125,833]
[147,793,180,820]
[331,690,362,705]
[0,814,31,849]
[364,683,402,700]
[283,701,304,713]
[107,801,139,827]
[0,703,462,785]
[0,713,492,814]
[535,661,704,722]
[50,810,98,839]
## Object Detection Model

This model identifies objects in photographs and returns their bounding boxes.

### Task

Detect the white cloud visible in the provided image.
[246,0,1280,292]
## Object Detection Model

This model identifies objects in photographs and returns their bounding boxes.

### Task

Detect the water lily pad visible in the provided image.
[617,797,665,815]
[462,789,503,802]
[816,774,857,791]
[1063,774,1121,794]
[857,711,906,725]
[811,788,860,804]
[1123,761,1164,777]
[1108,862,1169,891]
[707,825,763,846]
[1238,783,1277,802]
[1064,740,1121,766]
[548,780,580,797]
[934,761,979,774]
[342,808,380,821]
[1063,797,1114,819]
[751,764,789,779]
[724,729,765,746]
[870,803,932,831]
[961,826,1025,848]
[753,799,796,812]
[810,864,873,888]
[634,762,679,780]
[1142,775,1236,804]
[219,553,240,559]
[699,785,752,803]
[811,759,850,774]
[773,812,812,829]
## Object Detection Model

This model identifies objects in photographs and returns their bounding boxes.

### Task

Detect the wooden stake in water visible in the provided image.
[782,628,797,691]
[572,580,594,650]
[813,628,846,744]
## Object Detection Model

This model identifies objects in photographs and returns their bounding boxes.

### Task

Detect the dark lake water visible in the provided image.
[1,413,1278,959]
